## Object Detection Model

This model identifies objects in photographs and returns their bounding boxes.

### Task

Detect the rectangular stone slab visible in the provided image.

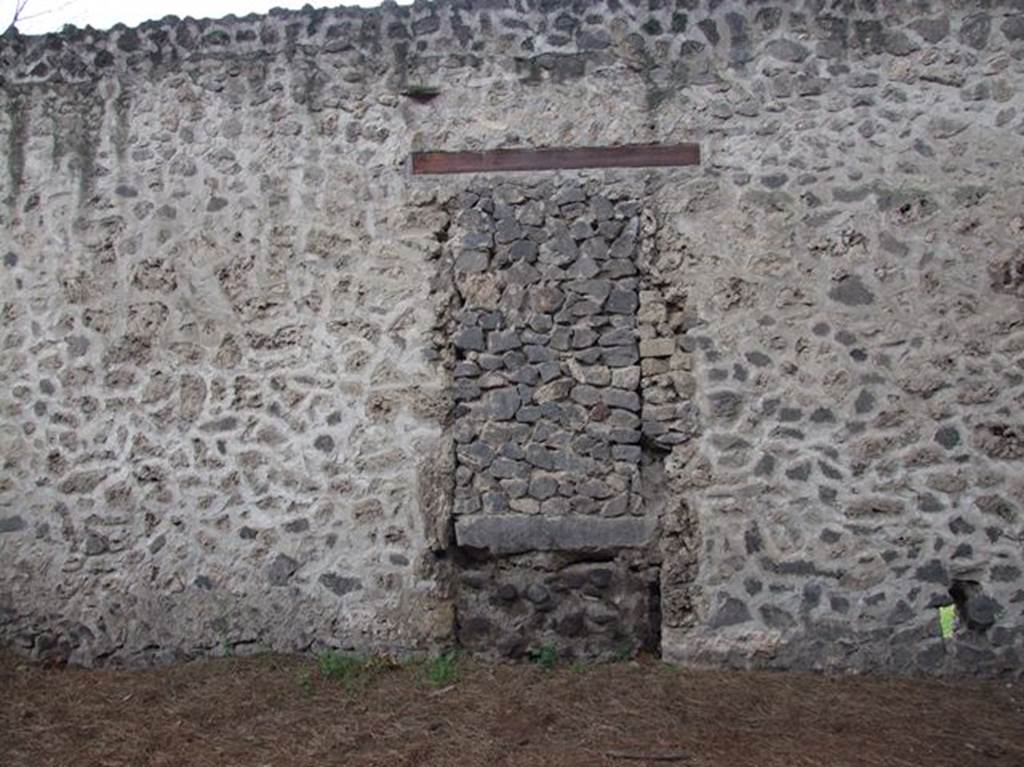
[455,514,656,555]
[411,143,700,175]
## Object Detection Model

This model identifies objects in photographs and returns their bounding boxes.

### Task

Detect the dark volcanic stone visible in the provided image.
[268,554,299,586]
[709,597,752,628]
[319,573,362,596]
[0,516,27,534]
[487,388,521,420]
[313,434,335,453]
[828,275,875,306]
[935,425,960,449]
[709,391,743,420]
[959,13,991,50]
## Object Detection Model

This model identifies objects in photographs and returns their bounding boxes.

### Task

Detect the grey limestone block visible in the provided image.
[454,514,657,555]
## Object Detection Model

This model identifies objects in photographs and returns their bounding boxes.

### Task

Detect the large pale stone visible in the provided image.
[639,338,676,358]
[455,515,656,555]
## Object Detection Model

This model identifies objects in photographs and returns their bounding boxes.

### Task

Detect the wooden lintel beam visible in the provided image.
[411,143,700,175]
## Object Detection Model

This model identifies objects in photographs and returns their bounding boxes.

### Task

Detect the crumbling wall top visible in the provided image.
[3,0,1023,87]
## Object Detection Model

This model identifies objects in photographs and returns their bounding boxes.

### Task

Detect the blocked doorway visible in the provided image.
[437,175,700,660]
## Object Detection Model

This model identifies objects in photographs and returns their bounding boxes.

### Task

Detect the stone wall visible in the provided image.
[2,0,1024,675]
[448,180,664,659]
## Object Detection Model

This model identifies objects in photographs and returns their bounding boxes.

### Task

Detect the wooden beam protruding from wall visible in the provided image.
[411,143,700,175]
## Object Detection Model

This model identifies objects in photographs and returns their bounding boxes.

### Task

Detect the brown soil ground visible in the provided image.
[2,651,1022,767]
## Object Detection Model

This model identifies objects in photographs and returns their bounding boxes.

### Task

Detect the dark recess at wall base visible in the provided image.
[454,548,661,661]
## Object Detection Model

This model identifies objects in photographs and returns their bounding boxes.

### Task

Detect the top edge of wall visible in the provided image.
[2,0,1024,87]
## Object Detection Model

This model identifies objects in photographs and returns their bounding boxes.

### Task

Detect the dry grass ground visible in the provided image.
[2,650,1022,767]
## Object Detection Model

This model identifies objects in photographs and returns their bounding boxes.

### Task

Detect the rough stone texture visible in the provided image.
[0,4,460,664]
[2,0,1024,675]
[456,553,659,662]
[450,183,649,524]
[447,181,675,658]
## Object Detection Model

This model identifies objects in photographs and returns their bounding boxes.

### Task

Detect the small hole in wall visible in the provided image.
[639,434,672,456]
[946,577,978,618]
[948,579,998,633]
